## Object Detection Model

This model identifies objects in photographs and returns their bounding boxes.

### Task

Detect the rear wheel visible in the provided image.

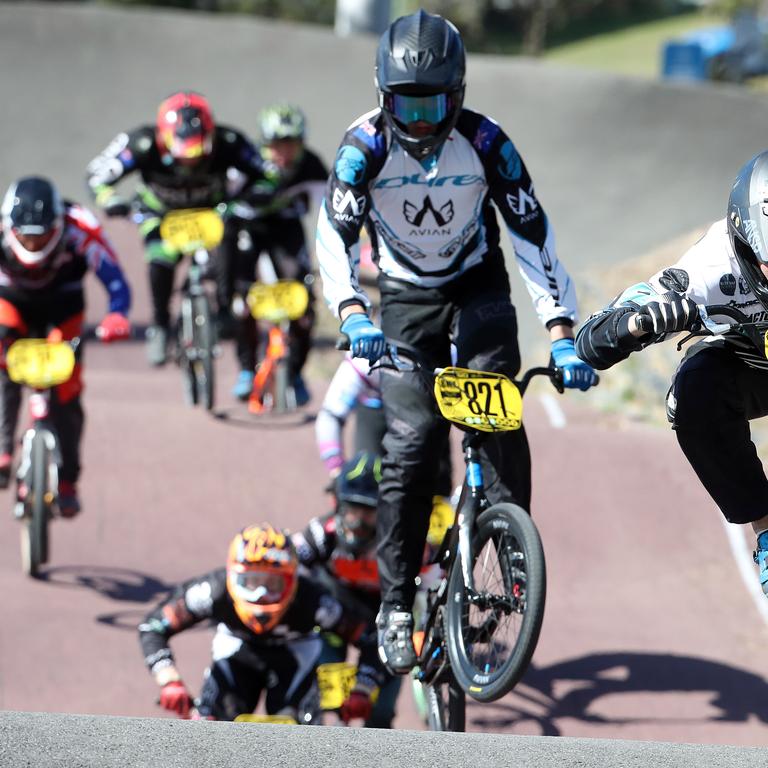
[274,354,290,413]
[20,432,51,578]
[445,503,546,703]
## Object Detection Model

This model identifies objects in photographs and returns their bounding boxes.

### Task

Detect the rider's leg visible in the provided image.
[0,297,27,487]
[376,277,453,672]
[270,225,314,399]
[452,263,530,509]
[365,674,402,729]
[197,656,265,721]
[49,310,85,517]
[670,343,768,593]
[231,245,260,399]
[263,636,323,720]
[145,229,180,366]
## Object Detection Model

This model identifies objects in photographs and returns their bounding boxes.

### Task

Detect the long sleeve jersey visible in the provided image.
[576,219,768,370]
[0,202,130,312]
[86,125,264,213]
[315,354,381,475]
[316,107,577,327]
[138,567,374,679]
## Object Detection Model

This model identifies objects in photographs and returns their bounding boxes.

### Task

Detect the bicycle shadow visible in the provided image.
[212,407,315,430]
[40,564,172,602]
[468,651,768,735]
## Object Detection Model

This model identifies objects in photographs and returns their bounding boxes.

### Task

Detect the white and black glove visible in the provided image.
[634,296,698,336]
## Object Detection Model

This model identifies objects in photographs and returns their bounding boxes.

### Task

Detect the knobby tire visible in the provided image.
[445,502,546,703]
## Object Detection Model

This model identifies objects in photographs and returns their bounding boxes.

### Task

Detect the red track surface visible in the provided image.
[1,222,767,745]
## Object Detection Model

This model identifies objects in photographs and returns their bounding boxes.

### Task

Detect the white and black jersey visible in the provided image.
[576,219,768,370]
[317,108,577,328]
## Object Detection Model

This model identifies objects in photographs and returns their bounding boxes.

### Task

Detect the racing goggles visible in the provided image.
[385,92,452,127]
[231,570,294,605]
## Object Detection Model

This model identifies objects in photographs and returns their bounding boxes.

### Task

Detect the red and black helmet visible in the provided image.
[156,91,215,163]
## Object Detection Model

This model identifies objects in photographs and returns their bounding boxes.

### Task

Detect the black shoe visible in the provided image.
[376,607,416,675]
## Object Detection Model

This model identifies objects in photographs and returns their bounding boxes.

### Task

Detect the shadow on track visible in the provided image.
[212,408,315,430]
[40,565,172,602]
[469,652,768,735]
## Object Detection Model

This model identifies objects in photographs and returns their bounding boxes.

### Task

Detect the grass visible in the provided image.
[543,10,723,78]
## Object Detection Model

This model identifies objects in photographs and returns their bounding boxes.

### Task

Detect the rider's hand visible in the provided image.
[96,313,131,343]
[550,338,598,392]
[339,689,374,724]
[103,197,131,218]
[340,313,386,364]
[632,296,698,336]
[159,680,193,718]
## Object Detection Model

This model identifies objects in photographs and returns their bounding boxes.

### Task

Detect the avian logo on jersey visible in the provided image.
[403,196,454,228]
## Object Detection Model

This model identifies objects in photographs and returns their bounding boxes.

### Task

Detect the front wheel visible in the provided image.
[423,670,465,732]
[191,295,215,411]
[19,431,51,577]
[445,503,546,703]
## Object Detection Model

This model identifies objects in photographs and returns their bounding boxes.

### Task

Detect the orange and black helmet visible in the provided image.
[226,523,298,634]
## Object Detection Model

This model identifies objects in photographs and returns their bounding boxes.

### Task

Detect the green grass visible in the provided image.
[543,11,722,78]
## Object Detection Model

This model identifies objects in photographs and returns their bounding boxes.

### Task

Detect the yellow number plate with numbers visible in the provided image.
[247,280,309,322]
[434,367,523,432]
[233,714,298,725]
[6,340,75,388]
[159,209,224,252]
[316,662,357,711]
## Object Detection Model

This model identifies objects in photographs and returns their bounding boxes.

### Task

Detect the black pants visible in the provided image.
[222,218,314,376]
[376,258,530,609]
[669,342,768,524]
[197,632,322,720]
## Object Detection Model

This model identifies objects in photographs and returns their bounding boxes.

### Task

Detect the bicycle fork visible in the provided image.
[458,442,484,596]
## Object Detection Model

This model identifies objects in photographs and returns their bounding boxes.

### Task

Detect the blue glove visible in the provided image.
[340,313,386,364]
[550,338,598,392]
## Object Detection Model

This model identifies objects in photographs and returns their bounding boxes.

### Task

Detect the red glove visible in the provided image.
[159,680,193,718]
[339,690,373,723]
[97,313,131,343]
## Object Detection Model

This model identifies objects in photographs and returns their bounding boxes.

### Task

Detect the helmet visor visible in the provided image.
[386,93,449,127]
[231,570,293,605]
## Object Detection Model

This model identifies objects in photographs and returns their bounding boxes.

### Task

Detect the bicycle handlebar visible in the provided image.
[336,337,565,395]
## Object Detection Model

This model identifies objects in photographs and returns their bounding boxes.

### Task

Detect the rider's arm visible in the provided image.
[67,205,131,315]
[315,356,367,476]
[469,113,577,331]
[575,224,720,369]
[316,117,387,319]
[138,569,224,685]
[291,514,336,568]
[85,127,148,208]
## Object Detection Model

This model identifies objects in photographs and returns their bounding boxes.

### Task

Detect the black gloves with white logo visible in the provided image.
[635,296,699,336]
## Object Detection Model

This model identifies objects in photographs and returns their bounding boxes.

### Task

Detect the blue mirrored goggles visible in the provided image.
[386,93,450,126]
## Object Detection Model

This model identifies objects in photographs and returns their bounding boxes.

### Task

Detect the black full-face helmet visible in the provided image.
[375,9,466,161]
[728,150,768,311]
[335,451,381,555]
[1,176,65,269]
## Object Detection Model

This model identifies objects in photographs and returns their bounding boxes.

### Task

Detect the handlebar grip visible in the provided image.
[336,336,350,351]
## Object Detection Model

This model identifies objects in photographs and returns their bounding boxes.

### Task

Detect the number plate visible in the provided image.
[316,662,358,711]
[159,209,224,252]
[6,340,75,388]
[434,367,522,432]
[233,714,297,724]
[247,280,309,322]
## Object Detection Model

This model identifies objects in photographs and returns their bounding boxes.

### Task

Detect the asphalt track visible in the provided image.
[1,2,768,762]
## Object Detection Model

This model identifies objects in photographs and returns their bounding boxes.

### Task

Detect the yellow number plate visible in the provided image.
[427,495,455,547]
[233,714,297,725]
[434,367,522,432]
[6,340,75,388]
[316,662,358,711]
[159,209,224,252]
[247,280,309,322]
